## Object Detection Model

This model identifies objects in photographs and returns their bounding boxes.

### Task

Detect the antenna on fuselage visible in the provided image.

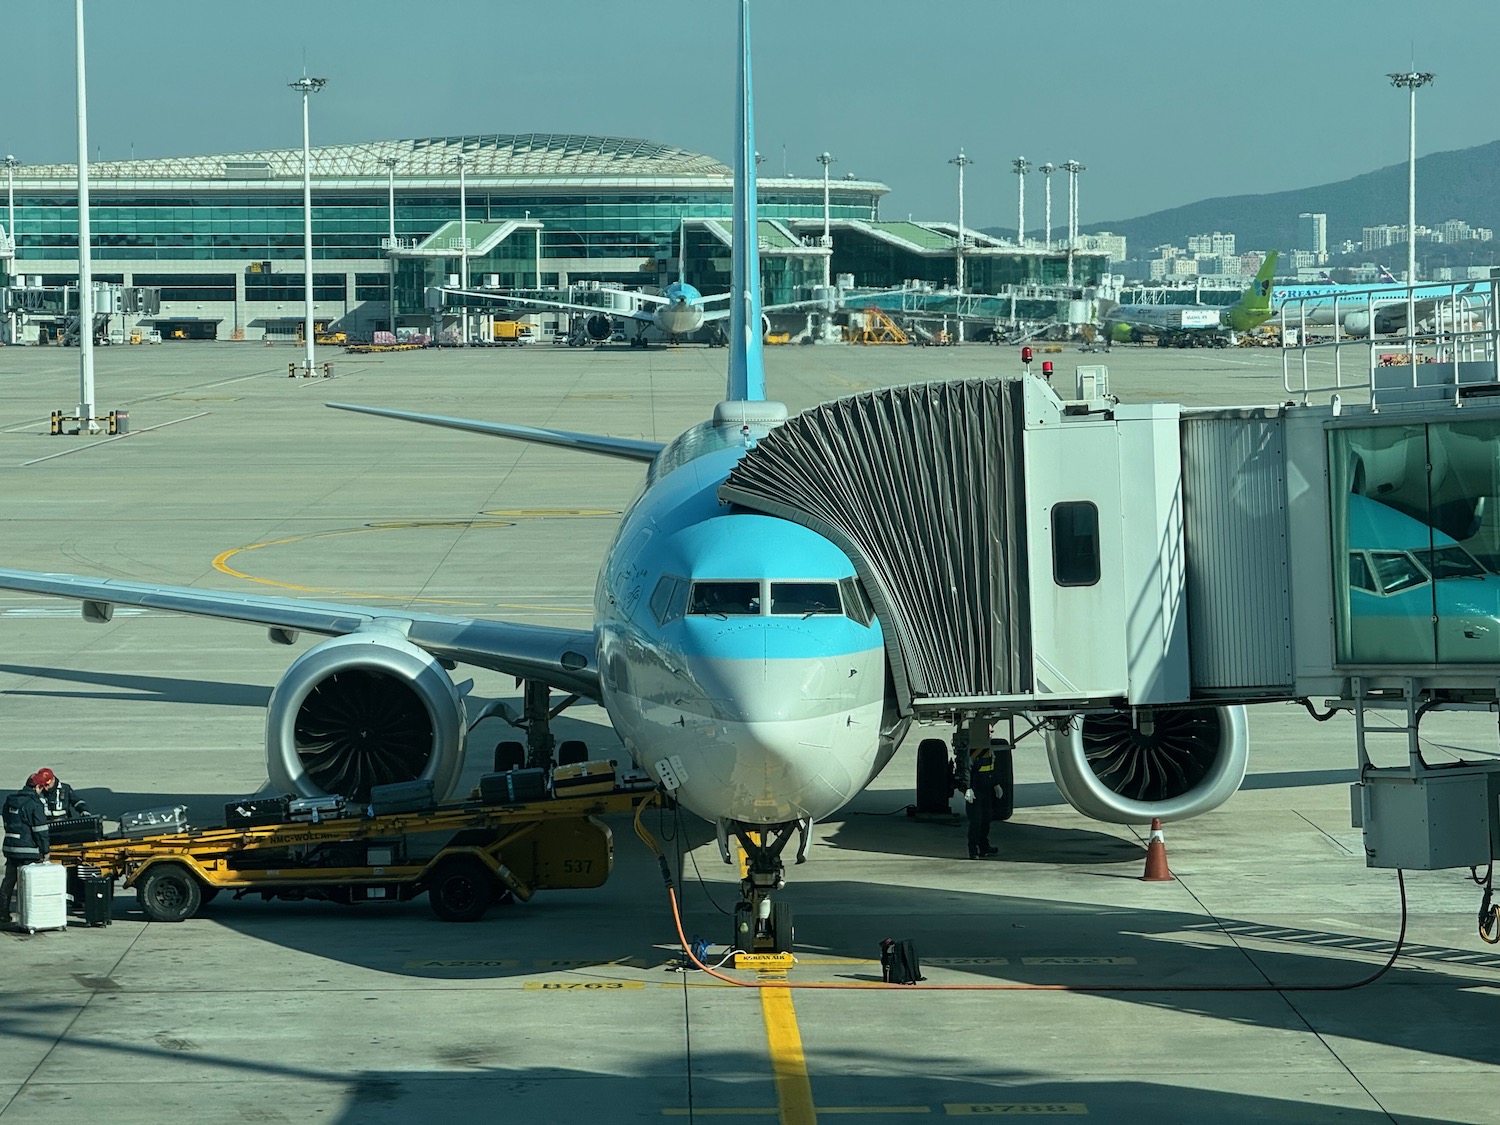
[726,0,766,404]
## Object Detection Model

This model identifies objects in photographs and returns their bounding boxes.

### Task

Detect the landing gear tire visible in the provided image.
[993,742,1016,822]
[557,739,588,766]
[771,902,795,954]
[427,857,496,923]
[915,738,951,814]
[138,863,203,923]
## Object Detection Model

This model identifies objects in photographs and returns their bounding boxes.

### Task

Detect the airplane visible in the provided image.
[0,0,1251,951]
[1100,251,1279,345]
[1271,272,1476,337]
[446,278,732,348]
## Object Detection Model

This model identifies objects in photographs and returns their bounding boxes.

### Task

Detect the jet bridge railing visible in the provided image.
[1280,277,1500,410]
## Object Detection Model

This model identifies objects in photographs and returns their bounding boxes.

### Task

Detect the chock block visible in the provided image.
[733,951,794,971]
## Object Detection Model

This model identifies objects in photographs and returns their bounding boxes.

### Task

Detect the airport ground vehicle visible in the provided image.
[48,787,652,923]
[492,321,535,345]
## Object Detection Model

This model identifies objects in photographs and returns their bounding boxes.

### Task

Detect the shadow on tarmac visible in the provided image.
[0,661,272,708]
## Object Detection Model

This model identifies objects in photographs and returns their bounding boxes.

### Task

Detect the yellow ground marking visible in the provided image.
[662,1110,930,1118]
[944,1105,1087,1116]
[1019,957,1133,966]
[522,980,645,991]
[211,514,604,611]
[403,959,518,969]
[761,988,816,1125]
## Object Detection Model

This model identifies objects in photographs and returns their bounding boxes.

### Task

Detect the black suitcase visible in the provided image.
[479,768,548,805]
[879,937,925,985]
[48,813,105,844]
[225,796,291,828]
[368,779,435,816]
[75,871,113,926]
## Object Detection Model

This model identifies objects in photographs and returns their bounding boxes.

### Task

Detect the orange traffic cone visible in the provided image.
[1141,817,1174,882]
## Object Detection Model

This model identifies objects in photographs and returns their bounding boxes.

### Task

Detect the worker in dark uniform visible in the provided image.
[35,769,88,820]
[1,770,53,923]
[955,731,1003,859]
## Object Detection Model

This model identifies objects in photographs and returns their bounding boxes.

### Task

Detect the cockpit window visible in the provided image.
[1414,546,1487,580]
[688,581,761,616]
[649,574,689,625]
[771,582,841,616]
[839,576,874,626]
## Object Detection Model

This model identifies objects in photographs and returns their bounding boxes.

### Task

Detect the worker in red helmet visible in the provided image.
[1,771,53,924]
[29,767,89,821]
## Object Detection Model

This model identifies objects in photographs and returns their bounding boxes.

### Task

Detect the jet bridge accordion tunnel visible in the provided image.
[719,376,1250,825]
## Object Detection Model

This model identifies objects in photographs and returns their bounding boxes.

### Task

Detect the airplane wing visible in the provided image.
[326,403,665,463]
[438,287,656,324]
[0,567,602,698]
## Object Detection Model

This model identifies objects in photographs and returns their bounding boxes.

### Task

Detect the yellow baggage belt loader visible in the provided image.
[49,790,652,924]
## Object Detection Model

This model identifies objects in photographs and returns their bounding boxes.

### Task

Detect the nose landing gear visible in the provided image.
[720,818,808,953]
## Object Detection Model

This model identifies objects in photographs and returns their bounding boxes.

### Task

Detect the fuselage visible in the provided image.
[593,415,902,825]
[653,281,707,337]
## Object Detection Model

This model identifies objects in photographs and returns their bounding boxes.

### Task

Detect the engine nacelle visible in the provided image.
[1045,705,1248,824]
[266,630,466,803]
[1342,312,1372,337]
[585,313,614,341]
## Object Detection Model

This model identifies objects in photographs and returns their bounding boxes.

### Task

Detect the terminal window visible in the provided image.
[1330,420,1500,664]
[1051,501,1100,587]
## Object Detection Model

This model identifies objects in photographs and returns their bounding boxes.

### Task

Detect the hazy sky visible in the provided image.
[7,1,1496,229]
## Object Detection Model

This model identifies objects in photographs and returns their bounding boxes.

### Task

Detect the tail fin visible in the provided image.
[1377,264,1399,284]
[726,0,766,403]
[1224,250,1278,332]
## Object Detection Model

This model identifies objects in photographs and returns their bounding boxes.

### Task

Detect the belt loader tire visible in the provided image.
[427,856,496,923]
[138,863,203,923]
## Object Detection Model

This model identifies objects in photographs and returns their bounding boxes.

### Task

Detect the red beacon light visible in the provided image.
[1021,346,1033,366]
[1042,360,1054,380]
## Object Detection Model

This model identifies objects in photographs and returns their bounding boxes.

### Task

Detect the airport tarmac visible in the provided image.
[1,338,1497,1124]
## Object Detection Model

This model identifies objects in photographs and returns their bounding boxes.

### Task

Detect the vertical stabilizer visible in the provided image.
[727,0,766,403]
[1225,250,1279,331]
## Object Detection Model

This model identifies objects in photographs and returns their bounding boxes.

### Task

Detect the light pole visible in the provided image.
[3,155,16,345]
[1012,157,1030,248]
[289,76,326,377]
[379,155,397,339]
[1039,162,1055,251]
[950,149,972,293]
[1389,67,1434,344]
[74,0,97,431]
[816,151,834,287]
[1062,159,1085,285]
[455,152,468,344]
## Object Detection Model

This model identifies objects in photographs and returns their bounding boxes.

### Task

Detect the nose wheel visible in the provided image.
[721,819,807,953]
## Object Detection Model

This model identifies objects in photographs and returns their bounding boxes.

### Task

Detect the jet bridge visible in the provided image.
[725,285,1500,869]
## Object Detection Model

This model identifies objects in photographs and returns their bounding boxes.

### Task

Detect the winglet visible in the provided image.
[726,0,766,403]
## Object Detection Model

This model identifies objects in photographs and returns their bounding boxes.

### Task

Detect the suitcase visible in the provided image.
[479,768,548,805]
[48,813,105,845]
[225,796,291,828]
[288,795,347,824]
[118,804,190,837]
[368,779,435,816]
[879,937,925,985]
[18,862,68,933]
[69,865,113,927]
[551,759,618,798]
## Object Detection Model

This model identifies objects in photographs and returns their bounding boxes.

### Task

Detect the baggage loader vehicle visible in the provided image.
[48,780,653,924]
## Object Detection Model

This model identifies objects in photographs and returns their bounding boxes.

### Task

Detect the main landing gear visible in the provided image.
[719,818,809,953]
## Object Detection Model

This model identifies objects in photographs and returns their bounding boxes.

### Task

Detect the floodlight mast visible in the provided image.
[949,149,972,293]
[1061,159,1085,285]
[1389,68,1433,355]
[3,155,18,345]
[1039,162,1055,251]
[816,151,835,287]
[456,152,468,345]
[289,76,326,376]
[379,155,397,338]
[74,0,97,431]
[1012,157,1030,248]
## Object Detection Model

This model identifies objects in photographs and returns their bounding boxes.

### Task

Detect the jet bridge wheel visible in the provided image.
[137,863,204,923]
[915,739,952,814]
[426,856,497,923]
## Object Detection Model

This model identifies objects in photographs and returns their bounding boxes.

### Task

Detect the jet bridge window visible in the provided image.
[770,582,841,616]
[689,581,761,616]
[1051,501,1100,587]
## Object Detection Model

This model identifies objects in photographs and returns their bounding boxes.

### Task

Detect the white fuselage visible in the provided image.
[593,422,902,825]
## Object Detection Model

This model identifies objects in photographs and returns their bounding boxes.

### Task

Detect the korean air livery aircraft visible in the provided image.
[0,0,899,952]
[448,276,733,347]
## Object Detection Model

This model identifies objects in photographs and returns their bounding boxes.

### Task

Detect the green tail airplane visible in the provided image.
[1103,250,1279,343]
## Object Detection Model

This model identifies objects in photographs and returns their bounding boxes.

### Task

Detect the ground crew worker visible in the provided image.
[33,768,88,820]
[1,771,53,923]
[954,730,1004,859]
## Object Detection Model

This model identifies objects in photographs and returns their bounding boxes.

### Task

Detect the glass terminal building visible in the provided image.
[0,134,1105,341]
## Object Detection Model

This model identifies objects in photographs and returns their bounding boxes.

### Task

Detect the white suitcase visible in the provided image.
[18,862,68,933]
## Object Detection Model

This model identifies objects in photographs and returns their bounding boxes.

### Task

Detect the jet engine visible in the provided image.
[265,630,467,803]
[1045,704,1248,824]
[585,313,614,341]
[1340,310,1400,338]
